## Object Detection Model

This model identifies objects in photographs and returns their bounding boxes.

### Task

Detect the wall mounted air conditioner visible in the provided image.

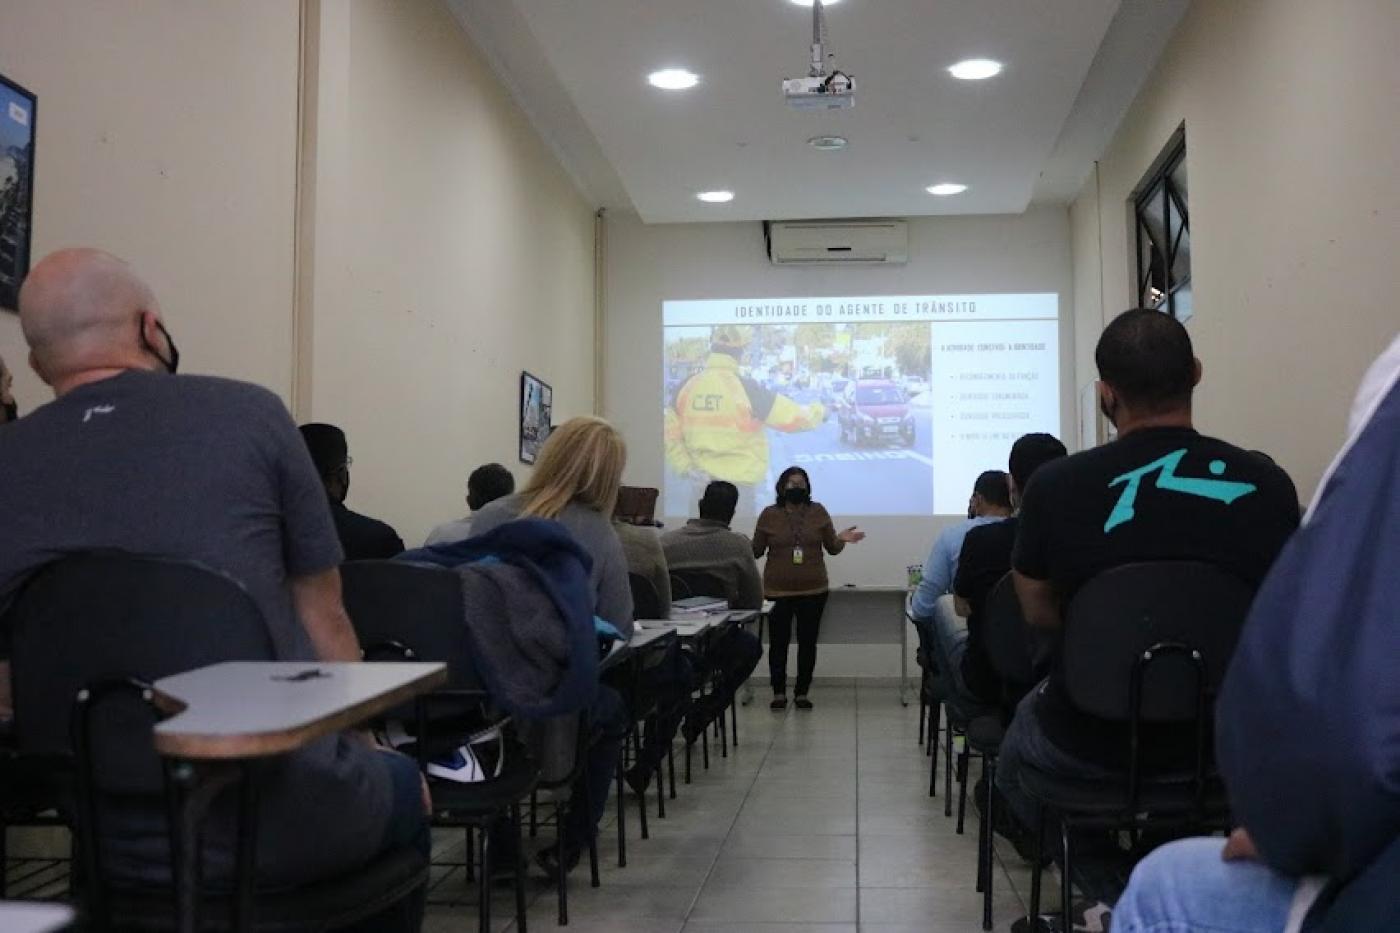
[765,219,908,265]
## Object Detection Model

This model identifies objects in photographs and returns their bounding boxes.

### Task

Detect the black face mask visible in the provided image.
[141,320,180,375]
[783,487,810,506]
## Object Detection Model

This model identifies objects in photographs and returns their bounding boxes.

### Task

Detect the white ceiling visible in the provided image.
[447,0,1187,224]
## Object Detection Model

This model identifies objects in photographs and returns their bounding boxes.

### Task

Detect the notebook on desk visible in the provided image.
[671,596,729,613]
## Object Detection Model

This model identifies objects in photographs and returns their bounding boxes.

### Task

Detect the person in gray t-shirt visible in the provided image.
[0,250,424,903]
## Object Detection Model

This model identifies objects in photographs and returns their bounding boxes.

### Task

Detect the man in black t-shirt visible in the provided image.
[996,309,1300,834]
[300,423,405,560]
[951,433,1067,707]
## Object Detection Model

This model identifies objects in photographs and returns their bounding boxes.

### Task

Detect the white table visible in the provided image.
[831,585,913,705]
[151,661,445,933]
[154,661,446,760]
[0,903,74,933]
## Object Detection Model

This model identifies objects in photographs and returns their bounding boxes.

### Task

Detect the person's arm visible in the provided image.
[819,507,846,555]
[911,532,953,618]
[652,541,673,612]
[1013,571,1060,630]
[752,511,771,558]
[597,524,635,639]
[291,567,363,661]
[1011,471,1059,629]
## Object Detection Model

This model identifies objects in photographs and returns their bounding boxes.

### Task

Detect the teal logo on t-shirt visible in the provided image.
[1105,448,1257,532]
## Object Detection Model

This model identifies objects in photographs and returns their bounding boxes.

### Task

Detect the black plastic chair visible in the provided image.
[964,573,1038,931]
[628,573,665,622]
[6,552,427,933]
[1021,561,1252,931]
[669,568,746,750]
[341,559,541,933]
[904,599,945,797]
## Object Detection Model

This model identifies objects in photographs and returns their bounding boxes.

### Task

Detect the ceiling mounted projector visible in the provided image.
[782,0,854,111]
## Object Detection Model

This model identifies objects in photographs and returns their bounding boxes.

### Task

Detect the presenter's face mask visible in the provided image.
[140,318,181,375]
[783,485,811,506]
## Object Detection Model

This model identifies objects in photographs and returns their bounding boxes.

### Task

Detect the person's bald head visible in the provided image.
[18,248,176,393]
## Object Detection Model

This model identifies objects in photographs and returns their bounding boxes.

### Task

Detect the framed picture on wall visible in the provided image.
[519,371,553,464]
[0,72,37,314]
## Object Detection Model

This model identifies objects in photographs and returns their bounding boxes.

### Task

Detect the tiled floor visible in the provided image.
[422,680,1035,932]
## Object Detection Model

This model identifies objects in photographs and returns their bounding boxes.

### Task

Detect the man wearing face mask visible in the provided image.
[0,249,430,928]
[995,309,1299,860]
[753,466,865,710]
[0,353,18,423]
[299,423,405,561]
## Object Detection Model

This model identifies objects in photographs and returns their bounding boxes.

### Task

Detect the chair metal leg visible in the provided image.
[465,826,475,881]
[701,726,709,770]
[1028,809,1046,922]
[656,764,666,818]
[555,801,568,926]
[668,745,677,799]
[955,749,969,835]
[478,824,491,933]
[582,778,600,890]
[631,730,649,840]
[529,790,538,838]
[982,756,996,931]
[944,725,955,817]
[731,693,739,746]
[615,761,627,868]
[685,734,693,784]
[718,703,728,758]
[511,804,529,933]
[918,694,927,746]
[1060,820,1073,933]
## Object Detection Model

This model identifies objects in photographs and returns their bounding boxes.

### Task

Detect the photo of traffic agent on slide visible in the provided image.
[664,321,934,517]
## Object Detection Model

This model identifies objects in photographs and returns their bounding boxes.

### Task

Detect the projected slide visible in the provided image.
[662,294,1059,517]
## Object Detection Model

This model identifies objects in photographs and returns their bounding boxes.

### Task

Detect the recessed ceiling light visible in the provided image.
[696,190,735,203]
[948,59,1003,80]
[808,135,848,151]
[788,0,842,6]
[926,183,968,196]
[648,68,700,91]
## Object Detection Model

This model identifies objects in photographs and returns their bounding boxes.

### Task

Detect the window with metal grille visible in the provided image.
[1133,132,1190,320]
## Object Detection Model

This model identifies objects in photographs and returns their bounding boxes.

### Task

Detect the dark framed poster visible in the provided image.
[0,72,36,314]
[519,371,553,464]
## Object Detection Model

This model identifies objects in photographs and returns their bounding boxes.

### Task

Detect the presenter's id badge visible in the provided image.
[792,546,805,565]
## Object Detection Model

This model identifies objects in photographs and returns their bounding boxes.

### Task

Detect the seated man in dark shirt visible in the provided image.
[0,249,426,931]
[997,309,1300,837]
[950,432,1067,708]
[300,423,405,560]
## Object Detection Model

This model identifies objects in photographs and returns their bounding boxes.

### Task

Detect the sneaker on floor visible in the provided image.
[770,696,788,710]
[533,843,581,881]
[1009,901,1112,933]
[794,696,814,710]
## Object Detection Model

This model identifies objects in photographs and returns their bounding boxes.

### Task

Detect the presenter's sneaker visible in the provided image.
[770,695,788,711]
[794,696,814,710]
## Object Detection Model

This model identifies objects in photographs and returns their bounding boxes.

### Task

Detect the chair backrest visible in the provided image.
[980,573,1037,689]
[1062,561,1255,724]
[340,560,477,688]
[6,552,275,795]
[670,567,732,606]
[629,572,663,621]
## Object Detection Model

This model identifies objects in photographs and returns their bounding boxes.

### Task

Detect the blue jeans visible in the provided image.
[1114,838,1301,932]
[339,750,429,933]
[928,594,972,701]
[995,683,1118,833]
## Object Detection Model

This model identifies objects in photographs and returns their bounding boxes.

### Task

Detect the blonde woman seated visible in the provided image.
[471,416,633,878]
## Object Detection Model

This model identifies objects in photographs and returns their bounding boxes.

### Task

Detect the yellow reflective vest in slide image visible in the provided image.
[665,353,825,486]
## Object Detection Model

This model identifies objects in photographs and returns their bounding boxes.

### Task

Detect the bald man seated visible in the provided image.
[0,249,428,929]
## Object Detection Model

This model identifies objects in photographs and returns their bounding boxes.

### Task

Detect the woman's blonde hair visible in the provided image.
[520,416,627,520]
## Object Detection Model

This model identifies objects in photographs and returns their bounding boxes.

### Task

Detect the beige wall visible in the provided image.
[304,0,597,546]
[1071,0,1400,499]
[1,0,597,547]
[0,0,302,407]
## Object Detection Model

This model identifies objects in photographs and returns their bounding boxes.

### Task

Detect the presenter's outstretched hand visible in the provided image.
[837,526,866,544]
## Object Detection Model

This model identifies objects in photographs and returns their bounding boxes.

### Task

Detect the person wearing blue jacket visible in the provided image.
[1114,335,1400,932]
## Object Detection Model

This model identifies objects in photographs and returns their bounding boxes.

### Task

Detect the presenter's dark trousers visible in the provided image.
[767,592,829,697]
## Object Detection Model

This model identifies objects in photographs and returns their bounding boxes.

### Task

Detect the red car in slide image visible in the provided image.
[836,379,916,447]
